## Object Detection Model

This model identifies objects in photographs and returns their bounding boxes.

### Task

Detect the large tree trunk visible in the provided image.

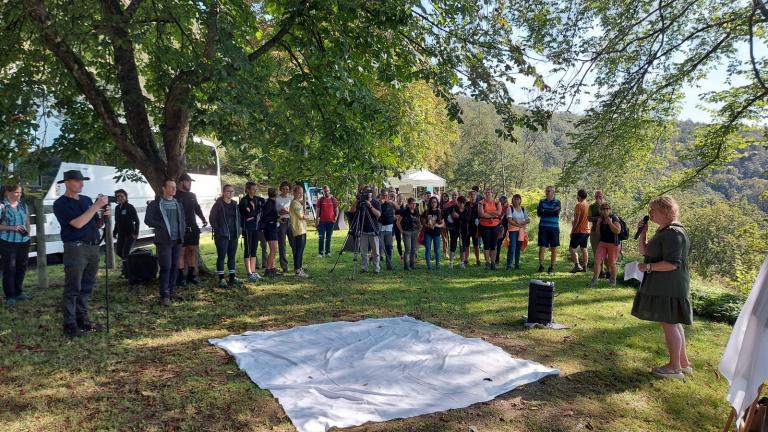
[101,0,168,193]
[162,74,194,182]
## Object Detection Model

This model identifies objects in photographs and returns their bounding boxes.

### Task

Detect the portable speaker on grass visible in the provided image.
[527,279,555,325]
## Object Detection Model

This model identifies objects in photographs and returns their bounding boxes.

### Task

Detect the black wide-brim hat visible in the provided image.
[57,170,90,183]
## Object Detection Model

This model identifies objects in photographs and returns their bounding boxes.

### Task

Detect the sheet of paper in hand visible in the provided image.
[624,261,645,283]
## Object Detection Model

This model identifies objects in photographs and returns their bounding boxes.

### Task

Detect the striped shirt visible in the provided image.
[0,199,30,243]
[537,198,561,230]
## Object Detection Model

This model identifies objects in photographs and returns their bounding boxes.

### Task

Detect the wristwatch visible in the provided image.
[646,263,653,273]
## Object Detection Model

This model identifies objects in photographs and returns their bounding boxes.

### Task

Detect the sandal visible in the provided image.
[680,366,693,375]
[651,366,684,379]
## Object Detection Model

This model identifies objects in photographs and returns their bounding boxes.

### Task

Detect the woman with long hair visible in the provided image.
[0,184,32,306]
[262,188,280,277]
[421,196,445,271]
[289,185,311,278]
[505,194,530,270]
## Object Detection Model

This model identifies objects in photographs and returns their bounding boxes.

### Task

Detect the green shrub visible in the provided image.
[683,198,768,293]
[690,288,745,324]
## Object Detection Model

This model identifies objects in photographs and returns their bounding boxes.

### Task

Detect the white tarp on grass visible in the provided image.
[209,316,559,432]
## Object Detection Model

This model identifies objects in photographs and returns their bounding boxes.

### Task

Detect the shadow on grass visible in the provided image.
[0,242,730,432]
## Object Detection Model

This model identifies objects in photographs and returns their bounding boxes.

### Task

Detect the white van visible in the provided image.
[25,138,221,256]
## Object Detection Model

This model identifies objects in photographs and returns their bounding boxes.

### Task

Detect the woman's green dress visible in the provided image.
[631,223,693,325]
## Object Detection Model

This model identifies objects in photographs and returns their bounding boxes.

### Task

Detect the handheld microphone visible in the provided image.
[634,215,650,240]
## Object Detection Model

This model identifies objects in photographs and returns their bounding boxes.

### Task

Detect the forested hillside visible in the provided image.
[435,99,768,290]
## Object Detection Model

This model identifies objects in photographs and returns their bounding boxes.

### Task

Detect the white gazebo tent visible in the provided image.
[385,168,447,199]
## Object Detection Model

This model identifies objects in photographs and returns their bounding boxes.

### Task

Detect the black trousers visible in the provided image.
[1,239,29,300]
[62,242,99,325]
[214,234,238,275]
[292,233,307,270]
[114,232,136,259]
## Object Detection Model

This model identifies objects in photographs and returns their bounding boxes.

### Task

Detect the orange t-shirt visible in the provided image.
[573,200,589,234]
[479,200,500,227]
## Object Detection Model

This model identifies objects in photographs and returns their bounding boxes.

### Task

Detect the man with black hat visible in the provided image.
[175,173,208,287]
[53,170,108,337]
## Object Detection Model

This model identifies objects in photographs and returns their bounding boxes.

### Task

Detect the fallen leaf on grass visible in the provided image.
[140,390,159,397]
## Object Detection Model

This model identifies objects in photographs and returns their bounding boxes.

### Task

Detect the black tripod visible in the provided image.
[329,198,379,278]
[98,208,113,333]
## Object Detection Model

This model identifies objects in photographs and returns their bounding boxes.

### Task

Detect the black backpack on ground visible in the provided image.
[126,247,158,284]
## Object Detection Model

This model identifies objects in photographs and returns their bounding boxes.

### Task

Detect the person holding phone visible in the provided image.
[587,202,622,286]
[421,196,445,271]
[113,189,139,278]
[0,184,32,307]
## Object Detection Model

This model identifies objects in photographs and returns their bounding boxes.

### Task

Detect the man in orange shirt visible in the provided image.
[569,189,590,273]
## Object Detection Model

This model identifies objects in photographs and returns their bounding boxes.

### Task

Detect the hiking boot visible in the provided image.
[4,298,17,307]
[538,264,545,272]
[296,269,309,278]
[547,265,554,274]
[228,277,243,287]
[160,297,171,307]
[248,272,262,282]
[63,323,84,337]
[15,293,32,301]
[570,265,583,273]
[514,264,521,270]
[177,278,187,288]
[609,279,617,287]
[218,279,228,288]
[77,319,105,332]
[587,277,598,287]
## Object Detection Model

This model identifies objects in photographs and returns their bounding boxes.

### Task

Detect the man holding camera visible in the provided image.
[53,170,108,337]
[350,187,382,273]
[175,173,207,287]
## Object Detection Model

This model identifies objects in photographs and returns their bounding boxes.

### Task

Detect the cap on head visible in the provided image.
[178,173,194,182]
[57,170,90,184]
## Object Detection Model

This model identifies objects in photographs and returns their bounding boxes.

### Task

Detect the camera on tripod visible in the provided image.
[357,187,373,205]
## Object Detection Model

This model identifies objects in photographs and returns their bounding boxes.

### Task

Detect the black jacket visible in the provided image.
[239,194,265,232]
[113,202,140,237]
[209,198,241,239]
[174,190,207,227]
[145,197,186,245]
[261,198,279,228]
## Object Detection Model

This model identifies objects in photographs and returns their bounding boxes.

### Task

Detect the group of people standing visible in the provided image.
[210,181,319,285]
[2,170,694,383]
[348,185,569,274]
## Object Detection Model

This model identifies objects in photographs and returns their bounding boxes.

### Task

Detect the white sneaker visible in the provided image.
[318,254,325,258]
[248,272,262,282]
[296,269,309,278]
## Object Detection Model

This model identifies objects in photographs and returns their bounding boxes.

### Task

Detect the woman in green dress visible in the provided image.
[632,196,692,380]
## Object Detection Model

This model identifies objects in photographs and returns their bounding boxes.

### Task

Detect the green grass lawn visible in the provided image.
[0,229,736,431]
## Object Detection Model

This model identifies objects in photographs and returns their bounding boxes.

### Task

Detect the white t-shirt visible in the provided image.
[276,195,292,225]
[506,207,527,223]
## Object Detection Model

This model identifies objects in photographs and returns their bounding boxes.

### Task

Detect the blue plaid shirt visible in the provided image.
[0,199,30,243]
